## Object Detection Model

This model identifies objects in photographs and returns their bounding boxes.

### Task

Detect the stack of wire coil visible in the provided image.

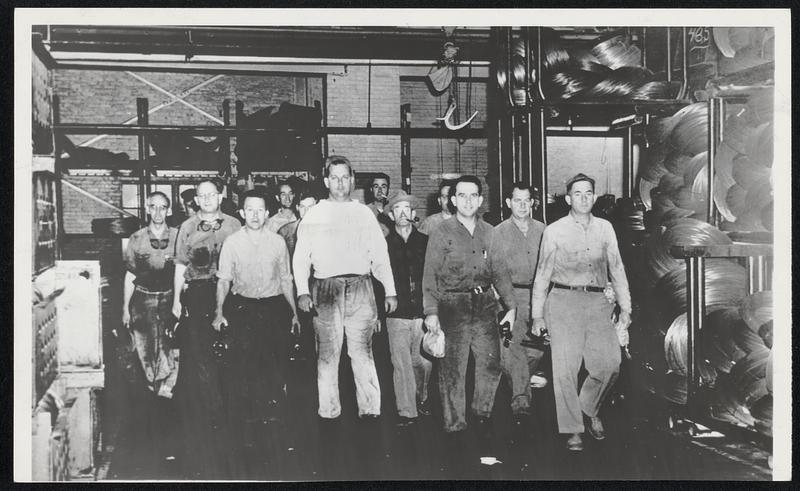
[630,83,773,437]
[496,29,682,106]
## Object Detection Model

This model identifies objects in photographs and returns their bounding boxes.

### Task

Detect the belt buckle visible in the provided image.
[578,285,587,292]
[472,286,484,294]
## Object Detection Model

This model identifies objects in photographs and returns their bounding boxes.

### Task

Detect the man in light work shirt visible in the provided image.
[531,173,631,452]
[293,156,398,420]
[492,182,547,426]
[417,179,453,235]
[422,175,517,436]
[213,190,300,432]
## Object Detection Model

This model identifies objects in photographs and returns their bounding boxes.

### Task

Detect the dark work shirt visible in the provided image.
[174,213,241,281]
[422,216,516,316]
[492,217,546,287]
[386,227,428,319]
[125,226,178,292]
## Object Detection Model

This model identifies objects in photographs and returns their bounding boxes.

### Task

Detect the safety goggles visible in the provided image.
[149,238,170,250]
[197,218,224,232]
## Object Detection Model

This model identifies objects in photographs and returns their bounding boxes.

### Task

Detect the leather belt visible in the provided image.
[230,293,281,304]
[187,277,217,286]
[445,285,492,295]
[550,282,604,293]
[512,282,533,289]
[134,285,172,295]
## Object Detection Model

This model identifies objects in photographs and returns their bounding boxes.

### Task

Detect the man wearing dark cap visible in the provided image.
[383,190,432,426]
[531,173,631,452]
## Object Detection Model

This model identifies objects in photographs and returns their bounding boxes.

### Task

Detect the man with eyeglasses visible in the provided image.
[267,180,298,233]
[293,156,398,422]
[171,178,241,478]
[212,189,300,439]
[530,173,632,452]
[120,191,180,465]
[122,191,179,399]
[422,175,516,463]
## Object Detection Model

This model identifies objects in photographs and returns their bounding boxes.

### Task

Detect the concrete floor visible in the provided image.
[100,330,772,481]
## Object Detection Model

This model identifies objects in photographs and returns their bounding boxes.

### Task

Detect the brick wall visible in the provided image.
[326,66,402,189]
[400,79,490,220]
[60,175,124,234]
[32,53,53,155]
[53,69,322,157]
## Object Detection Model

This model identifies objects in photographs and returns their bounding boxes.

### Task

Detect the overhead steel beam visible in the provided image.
[41,25,493,62]
[55,123,487,139]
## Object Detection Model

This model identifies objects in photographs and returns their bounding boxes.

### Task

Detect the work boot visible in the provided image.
[586,415,606,440]
[566,433,583,451]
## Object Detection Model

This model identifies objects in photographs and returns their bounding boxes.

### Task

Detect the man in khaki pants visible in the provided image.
[531,173,631,451]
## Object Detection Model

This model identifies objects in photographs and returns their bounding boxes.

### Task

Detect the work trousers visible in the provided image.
[173,280,230,478]
[312,275,380,419]
[222,293,292,423]
[386,317,432,418]
[438,291,500,433]
[546,288,620,434]
[129,288,179,398]
[499,287,545,415]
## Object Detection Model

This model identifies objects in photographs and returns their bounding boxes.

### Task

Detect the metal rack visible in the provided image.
[491,26,691,224]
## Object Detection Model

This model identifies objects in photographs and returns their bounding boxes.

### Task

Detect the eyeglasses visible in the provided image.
[150,238,170,250]
[197,218,224,232]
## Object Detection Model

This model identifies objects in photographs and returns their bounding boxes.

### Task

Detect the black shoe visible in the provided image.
[359,413,380,421]
[417,400,432,417]
[395,416,417,427]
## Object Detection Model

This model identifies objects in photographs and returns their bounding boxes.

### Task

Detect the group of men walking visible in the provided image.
[121,154,632,478]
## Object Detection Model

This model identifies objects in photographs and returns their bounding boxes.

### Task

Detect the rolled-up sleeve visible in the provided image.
[422,227,445,316]
[124,233,137,274]
[604,222,632,313]
[278,241,294,296]
[174,221,191,266]
[531,227,556,319]
[216,236,234,282]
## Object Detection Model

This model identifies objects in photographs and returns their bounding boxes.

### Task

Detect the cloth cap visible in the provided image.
[383,190,419,216]
[422,329,445,359]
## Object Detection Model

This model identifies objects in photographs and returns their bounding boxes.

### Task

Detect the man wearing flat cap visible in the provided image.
[383,190,432,426]
[531,173,631,452]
